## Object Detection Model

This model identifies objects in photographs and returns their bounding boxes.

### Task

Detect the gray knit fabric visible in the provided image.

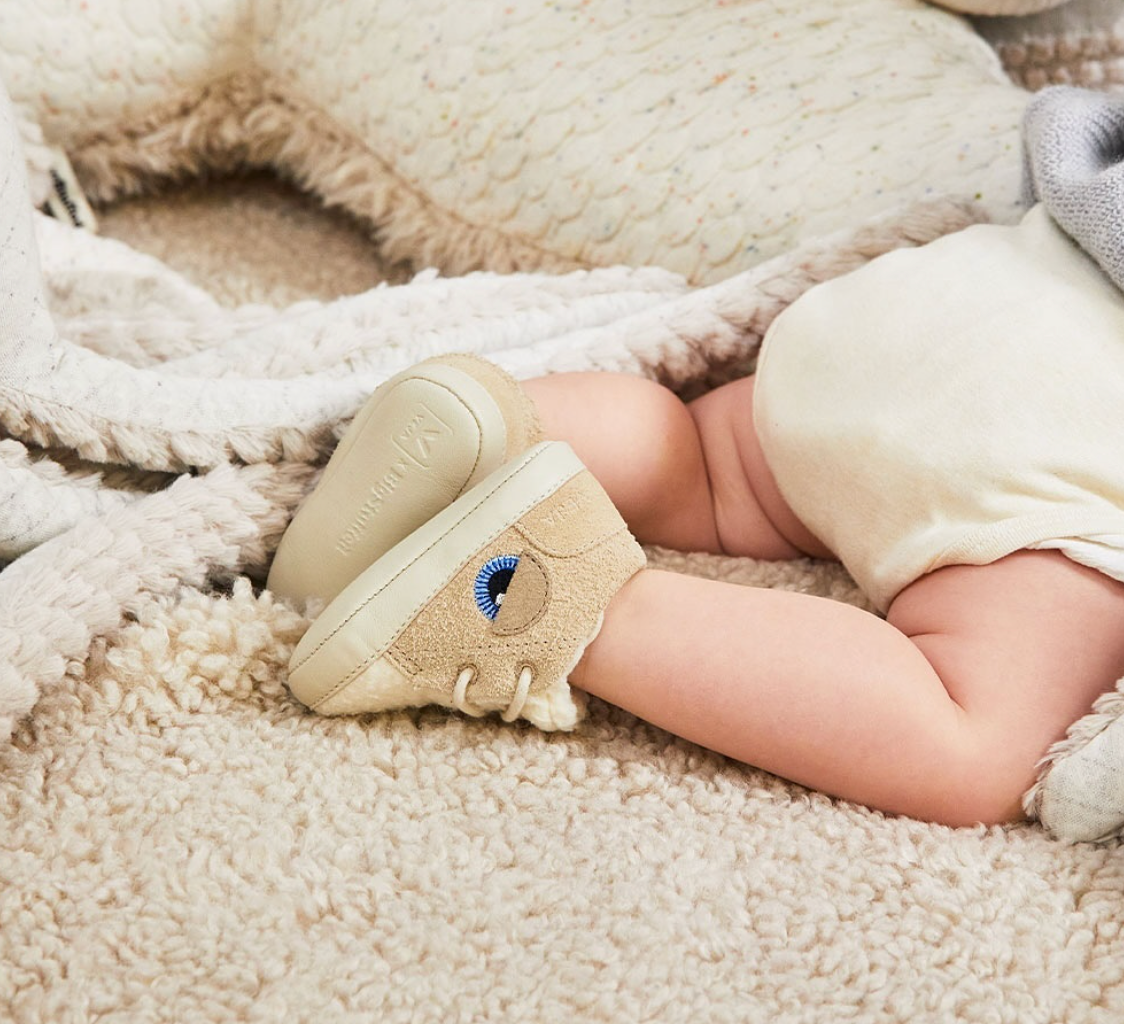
[1023,85,1124,292]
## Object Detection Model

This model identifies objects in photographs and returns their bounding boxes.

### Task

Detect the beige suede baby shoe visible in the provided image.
[286,441,646,731]
[268,354,542,608]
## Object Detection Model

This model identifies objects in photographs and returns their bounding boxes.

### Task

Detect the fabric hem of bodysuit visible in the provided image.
[872,507,1124,613]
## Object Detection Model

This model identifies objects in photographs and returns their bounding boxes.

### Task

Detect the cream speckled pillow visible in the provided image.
[0,0,1028,283]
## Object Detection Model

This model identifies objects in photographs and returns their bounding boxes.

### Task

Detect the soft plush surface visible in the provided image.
[99,173,411,306]
[5,563,1124,1023]
[0,0,1028,283]
[0,177,1120,1023]
[975,0,1124,92]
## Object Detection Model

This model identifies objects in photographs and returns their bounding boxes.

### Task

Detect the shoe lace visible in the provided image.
[452,665,534,723]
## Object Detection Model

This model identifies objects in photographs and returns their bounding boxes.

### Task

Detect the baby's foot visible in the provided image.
[286,441,645,730]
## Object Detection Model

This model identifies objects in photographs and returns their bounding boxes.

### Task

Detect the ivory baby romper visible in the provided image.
[754,205,1124,613]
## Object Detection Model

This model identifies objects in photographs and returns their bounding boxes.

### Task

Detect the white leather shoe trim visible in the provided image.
[287,441,583,710]
[313,656,419,717]
[268,364,509,606]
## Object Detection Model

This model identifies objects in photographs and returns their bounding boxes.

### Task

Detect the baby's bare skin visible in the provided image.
[522,372,1124,826]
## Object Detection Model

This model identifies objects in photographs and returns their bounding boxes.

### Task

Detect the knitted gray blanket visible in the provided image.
[1023,85,1124,291]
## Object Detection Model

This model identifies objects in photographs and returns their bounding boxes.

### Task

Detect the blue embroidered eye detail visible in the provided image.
[474,555,520,619]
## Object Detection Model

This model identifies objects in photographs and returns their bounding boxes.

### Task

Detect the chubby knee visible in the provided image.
[888,555,1124,829]
[899,680,1043,828]
[522,372,721,551]
[926,739,1034,828]
[569,375,715,536]
[605,377,709,500]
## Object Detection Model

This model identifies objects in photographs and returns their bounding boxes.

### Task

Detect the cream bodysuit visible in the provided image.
[754,205,1124,612]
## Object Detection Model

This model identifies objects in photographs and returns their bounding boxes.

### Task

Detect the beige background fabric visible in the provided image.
[100,173,410,306]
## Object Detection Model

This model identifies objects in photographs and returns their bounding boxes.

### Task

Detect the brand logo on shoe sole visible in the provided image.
[334,403,453,556]
[392,404,451,469]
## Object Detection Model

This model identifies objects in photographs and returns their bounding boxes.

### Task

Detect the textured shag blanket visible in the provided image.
[1,3,1123,1014]
[3,178,1124,1023]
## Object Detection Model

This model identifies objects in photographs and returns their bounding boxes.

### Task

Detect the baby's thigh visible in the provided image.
[687,375,834,560]
[888,550,1124,800]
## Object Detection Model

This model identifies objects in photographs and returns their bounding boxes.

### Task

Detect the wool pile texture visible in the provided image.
[1,180,1122,1023]
[974,0,1124,93]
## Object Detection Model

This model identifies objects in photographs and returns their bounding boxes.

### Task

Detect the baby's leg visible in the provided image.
[521,373,830,560]
[521,372,1124,826]
[573,551,1124,826]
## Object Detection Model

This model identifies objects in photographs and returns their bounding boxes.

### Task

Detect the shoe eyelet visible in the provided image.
[474,554,520,619]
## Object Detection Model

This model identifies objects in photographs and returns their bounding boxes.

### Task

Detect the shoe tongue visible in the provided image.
[492,552,550,636]
[513,468,630,557]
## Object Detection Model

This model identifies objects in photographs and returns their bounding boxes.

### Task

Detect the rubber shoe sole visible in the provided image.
[267,354,541,608]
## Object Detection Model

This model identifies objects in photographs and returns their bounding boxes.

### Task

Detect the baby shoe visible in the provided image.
[267,354,542,608]
[286,441,646,731]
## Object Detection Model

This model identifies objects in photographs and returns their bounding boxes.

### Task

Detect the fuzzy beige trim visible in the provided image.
[70,72,584,280]
[988,25,1124,92]
[935,0,1072,14]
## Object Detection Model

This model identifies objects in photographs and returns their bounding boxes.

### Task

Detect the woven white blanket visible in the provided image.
[0,0,1029,283]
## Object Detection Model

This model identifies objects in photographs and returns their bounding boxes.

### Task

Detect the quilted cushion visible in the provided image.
[0,0,1028,283]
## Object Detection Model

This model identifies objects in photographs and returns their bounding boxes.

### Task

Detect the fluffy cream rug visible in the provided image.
[2,180,1123,1023]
